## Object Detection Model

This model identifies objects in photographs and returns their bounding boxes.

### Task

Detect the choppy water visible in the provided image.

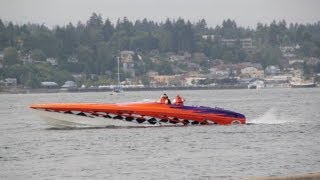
[1,88,320,179]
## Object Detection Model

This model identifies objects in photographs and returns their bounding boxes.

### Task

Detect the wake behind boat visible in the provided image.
[30,100,246,128]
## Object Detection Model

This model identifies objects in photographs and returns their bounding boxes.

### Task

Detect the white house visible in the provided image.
[67,56,79,63]
[46,57,58,66]
[61,81,77,89]
[289,59,304,65]
[120,51,135,61]
[241,67,264,78]
[265,65,281,75]
[41,81,58,88]
[202,35,214,40]
[21,54,34,64]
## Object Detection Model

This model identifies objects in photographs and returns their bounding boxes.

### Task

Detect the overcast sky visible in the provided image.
[0,0,319,28]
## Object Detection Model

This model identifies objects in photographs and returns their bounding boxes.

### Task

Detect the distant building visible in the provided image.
[150,49,159,56]
[209,66,230,78]
[306,57,320,65]
[192,52,207,63]
[280,45,300,58]
[289,59,304,65]
[1,78,18,86]
[184,77,206,86]
[265,65,281,75]
[46,57,58,66]
[184,52,192,60]
[21,54,34,64]
[61,81,77,89]
[150,75,182,86]
[67,56,79,63]
[120,51,135,77]
[168,52,191,62]
[71,74,83,79]
[240,38,256,54]
[120,51,135,61]
[202,35,215,40]
[220,38,256,54]
[221,38,237,47]
[169,55,186,62]
[147,71,159,77]
[280,45,300,53]
[240,38,254,49]
[264,75,290,84]
[40,81,58,88]
[240,67,264,78]
[186,62,201,71]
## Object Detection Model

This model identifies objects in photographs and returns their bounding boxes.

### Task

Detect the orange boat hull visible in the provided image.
[30,102,246,127]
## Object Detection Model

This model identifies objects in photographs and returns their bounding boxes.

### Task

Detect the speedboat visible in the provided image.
[30,102,246,128]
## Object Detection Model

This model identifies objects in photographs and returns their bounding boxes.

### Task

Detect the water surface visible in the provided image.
[1,88,320,179]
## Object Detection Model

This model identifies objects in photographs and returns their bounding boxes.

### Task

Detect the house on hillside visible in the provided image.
[67,56,79,63]
[120,51,135,61]
[280,44,300,58]
[289,59,304,65]
[0,78,17,86]
[240,66,264,78]
[169,54,185,62]
[220,38,256,54]
[184,76,207,86]
[120,51,135,77]
[240,38,256,54]
[265,65,281,75]
[221,38,237,47]
[202,35,215,40]
[169,52,192,62]
[306,57,320,65]
[21,54,34,64]
[150,75,183,87]
[46,57,58,66]
[209,66,230,79]
[192,52,207,63]
[240,38,254,49]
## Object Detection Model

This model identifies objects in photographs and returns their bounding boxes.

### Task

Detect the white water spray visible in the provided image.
[248,108,294,124]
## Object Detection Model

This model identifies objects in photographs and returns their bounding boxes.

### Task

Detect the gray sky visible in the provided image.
[0,0,319,28]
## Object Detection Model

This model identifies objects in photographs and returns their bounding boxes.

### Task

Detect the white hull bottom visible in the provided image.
[35,110,181,128]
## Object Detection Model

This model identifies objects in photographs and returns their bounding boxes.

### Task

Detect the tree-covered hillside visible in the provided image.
[0,13,320,87]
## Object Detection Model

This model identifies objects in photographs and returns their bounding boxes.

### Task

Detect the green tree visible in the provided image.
[257,45,282,68]
[3,47,19,66]
[77,45,94,74]
[31,49,46,61]
[102,19,114,42]
[96,42,114,75]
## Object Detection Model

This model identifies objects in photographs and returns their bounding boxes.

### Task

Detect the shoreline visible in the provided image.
[0,85,248,94]
[1,84,318,94]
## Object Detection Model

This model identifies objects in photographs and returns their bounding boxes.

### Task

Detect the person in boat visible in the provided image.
[172,94,185,106]
[159,93,171,104]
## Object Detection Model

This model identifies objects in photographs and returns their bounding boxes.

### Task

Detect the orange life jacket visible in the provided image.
[174,96,184,105]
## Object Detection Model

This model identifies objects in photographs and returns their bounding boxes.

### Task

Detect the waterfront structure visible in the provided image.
[40,82,58,88]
